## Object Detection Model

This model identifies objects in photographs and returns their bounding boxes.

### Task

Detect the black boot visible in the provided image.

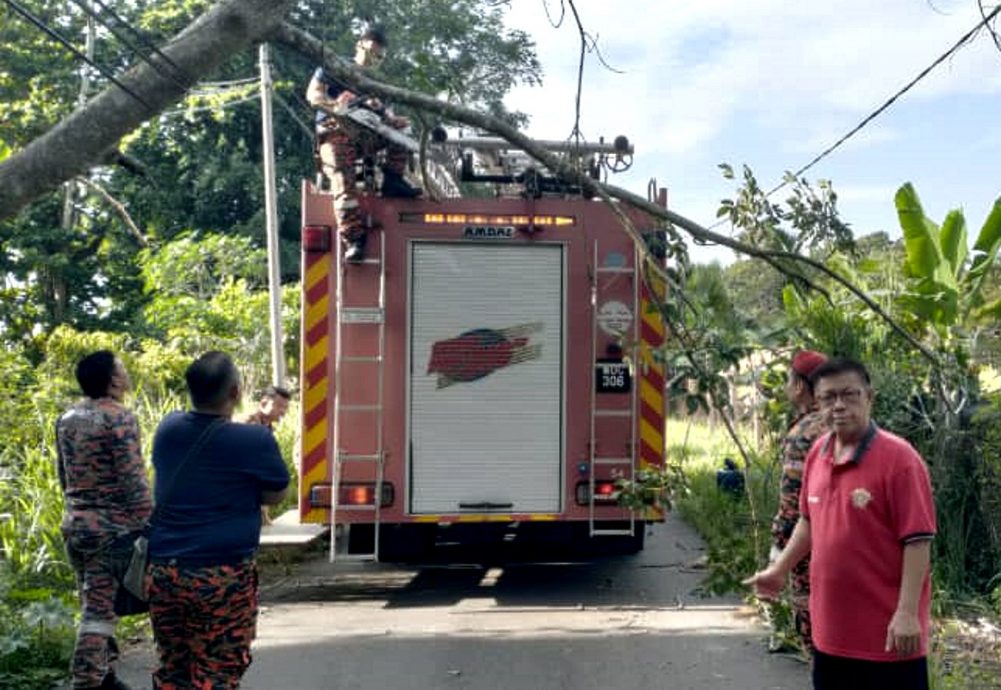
[381,171,422,198]
[344,237,366,263]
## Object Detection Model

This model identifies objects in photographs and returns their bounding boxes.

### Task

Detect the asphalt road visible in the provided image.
[109,516,809,689]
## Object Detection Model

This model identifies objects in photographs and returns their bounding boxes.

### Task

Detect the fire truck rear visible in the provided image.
[297,135,669,560]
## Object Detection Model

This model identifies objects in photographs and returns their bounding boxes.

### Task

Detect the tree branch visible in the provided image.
[75,177,148,247]
[273,21,938,368]
[0,0,297,221]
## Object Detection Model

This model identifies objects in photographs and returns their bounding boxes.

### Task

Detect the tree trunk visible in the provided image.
[0,0,295,221]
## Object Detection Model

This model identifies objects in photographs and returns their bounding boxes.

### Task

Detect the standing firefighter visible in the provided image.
[769,349,828,654]
[306,26,421,263]
[147,352,290,689]
[241,384,292,525]
[56,350,151,690]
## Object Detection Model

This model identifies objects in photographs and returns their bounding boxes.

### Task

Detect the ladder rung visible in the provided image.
[594,409,632,417]
[340,308,384,324]
[336,505,378,512]
[342,356,383,363]
[334,553,377,562]
[339,404,382,412]
[596,267,634,274]
[338,453,382,462]
[591,529,635,536]
[593,458,632,465]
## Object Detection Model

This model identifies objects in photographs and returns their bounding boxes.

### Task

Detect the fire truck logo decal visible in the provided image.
[463,226,515,239]
[427,322,543,388]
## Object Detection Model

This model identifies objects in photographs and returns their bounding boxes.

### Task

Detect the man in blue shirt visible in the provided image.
[147,351,289,689]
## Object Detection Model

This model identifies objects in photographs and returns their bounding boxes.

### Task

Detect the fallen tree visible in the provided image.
[0,0,295,221]
[272,22,937,367]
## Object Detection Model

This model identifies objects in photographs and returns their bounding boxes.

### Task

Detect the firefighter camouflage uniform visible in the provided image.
[56,398,152,689]
[770,409,828,653]
[148,561,258,690]
[315,68,411,244]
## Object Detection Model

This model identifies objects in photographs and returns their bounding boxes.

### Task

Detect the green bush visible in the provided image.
[972,395,1001,585]
[0,578,75,690]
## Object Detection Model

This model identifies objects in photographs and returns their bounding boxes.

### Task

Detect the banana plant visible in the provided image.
[894,183,1001,336]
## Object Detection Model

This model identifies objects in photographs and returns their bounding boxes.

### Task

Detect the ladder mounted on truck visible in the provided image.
[588,239,639,540]
[329,230,388,563]
[429,133,634,198]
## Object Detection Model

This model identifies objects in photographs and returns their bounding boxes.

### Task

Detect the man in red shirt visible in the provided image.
[745,357,936,689]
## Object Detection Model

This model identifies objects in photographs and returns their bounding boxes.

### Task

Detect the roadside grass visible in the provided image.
[669,416,1001,687]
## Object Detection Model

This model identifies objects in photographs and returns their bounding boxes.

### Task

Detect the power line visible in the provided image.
[273,92,315,138]
[194,76,260,89]
[66,0,191,92]
[769,2,1001,196]
[2,0,153,110]
[87,0,191,85]
[160,94,259,118]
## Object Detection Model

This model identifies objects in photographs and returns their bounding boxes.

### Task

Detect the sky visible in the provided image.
[501,0,1001,264]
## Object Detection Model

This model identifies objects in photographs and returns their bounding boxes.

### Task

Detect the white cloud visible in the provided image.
[498,1,1001,256]
[505,0,997,142]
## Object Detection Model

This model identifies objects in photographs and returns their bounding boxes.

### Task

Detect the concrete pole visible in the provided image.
[259,43,287,387]
[62,16,95,230]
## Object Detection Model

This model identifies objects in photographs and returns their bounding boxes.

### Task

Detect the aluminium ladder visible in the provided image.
[588,240,639,540]
[329,228,387,564]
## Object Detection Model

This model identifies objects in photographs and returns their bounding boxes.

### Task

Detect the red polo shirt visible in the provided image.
[800,424,936,661]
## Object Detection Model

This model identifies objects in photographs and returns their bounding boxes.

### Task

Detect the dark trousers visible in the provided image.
[813,650,929,690]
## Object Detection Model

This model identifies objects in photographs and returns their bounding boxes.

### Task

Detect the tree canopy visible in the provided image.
[0,0,541,345]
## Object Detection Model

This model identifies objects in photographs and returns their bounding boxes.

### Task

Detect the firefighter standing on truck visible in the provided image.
[306,26,421,264]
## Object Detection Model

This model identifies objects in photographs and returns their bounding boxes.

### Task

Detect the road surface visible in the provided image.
[109,515,808,689]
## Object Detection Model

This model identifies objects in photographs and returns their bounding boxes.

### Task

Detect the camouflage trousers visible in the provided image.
[148,560,258,690]
[65,538,121,689]
[768,540,813,654]
[318,123,409,242]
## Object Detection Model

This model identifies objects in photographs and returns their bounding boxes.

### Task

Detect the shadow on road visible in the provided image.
[262,534,710,610]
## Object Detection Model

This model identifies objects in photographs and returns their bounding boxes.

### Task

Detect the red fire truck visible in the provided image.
[297,136,669,560]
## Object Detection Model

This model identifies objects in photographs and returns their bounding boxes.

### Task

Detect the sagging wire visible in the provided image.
[978,0,1001,54]
[160,94,258,119]
[88,0,190,84]
[2,0,153,110]
[66,0,190,91]
[766,1,1001,197]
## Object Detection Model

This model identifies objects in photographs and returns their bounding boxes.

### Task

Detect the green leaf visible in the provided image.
[856,258,883,274]
[939,209,967,279]
[895,184,951,287]
[964,196,1001,301]
[971,295,1001,322]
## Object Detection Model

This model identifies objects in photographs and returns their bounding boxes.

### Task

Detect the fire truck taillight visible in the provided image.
[310,482,394,508]
[575,480,620,505]
[302,225,332,253]
[398,212,575,227]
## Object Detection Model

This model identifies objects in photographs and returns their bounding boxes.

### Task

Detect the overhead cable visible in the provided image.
[88,0,191,84]
[66,0,190,91]
[2,0,153,110]
[769,2,1001,195]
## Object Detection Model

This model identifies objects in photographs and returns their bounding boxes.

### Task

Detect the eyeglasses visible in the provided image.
[817,387,865,407]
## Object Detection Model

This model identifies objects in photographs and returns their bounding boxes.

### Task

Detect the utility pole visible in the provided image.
[61,15,95,233]
[259,43,287,387]
[55,13,95,321]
